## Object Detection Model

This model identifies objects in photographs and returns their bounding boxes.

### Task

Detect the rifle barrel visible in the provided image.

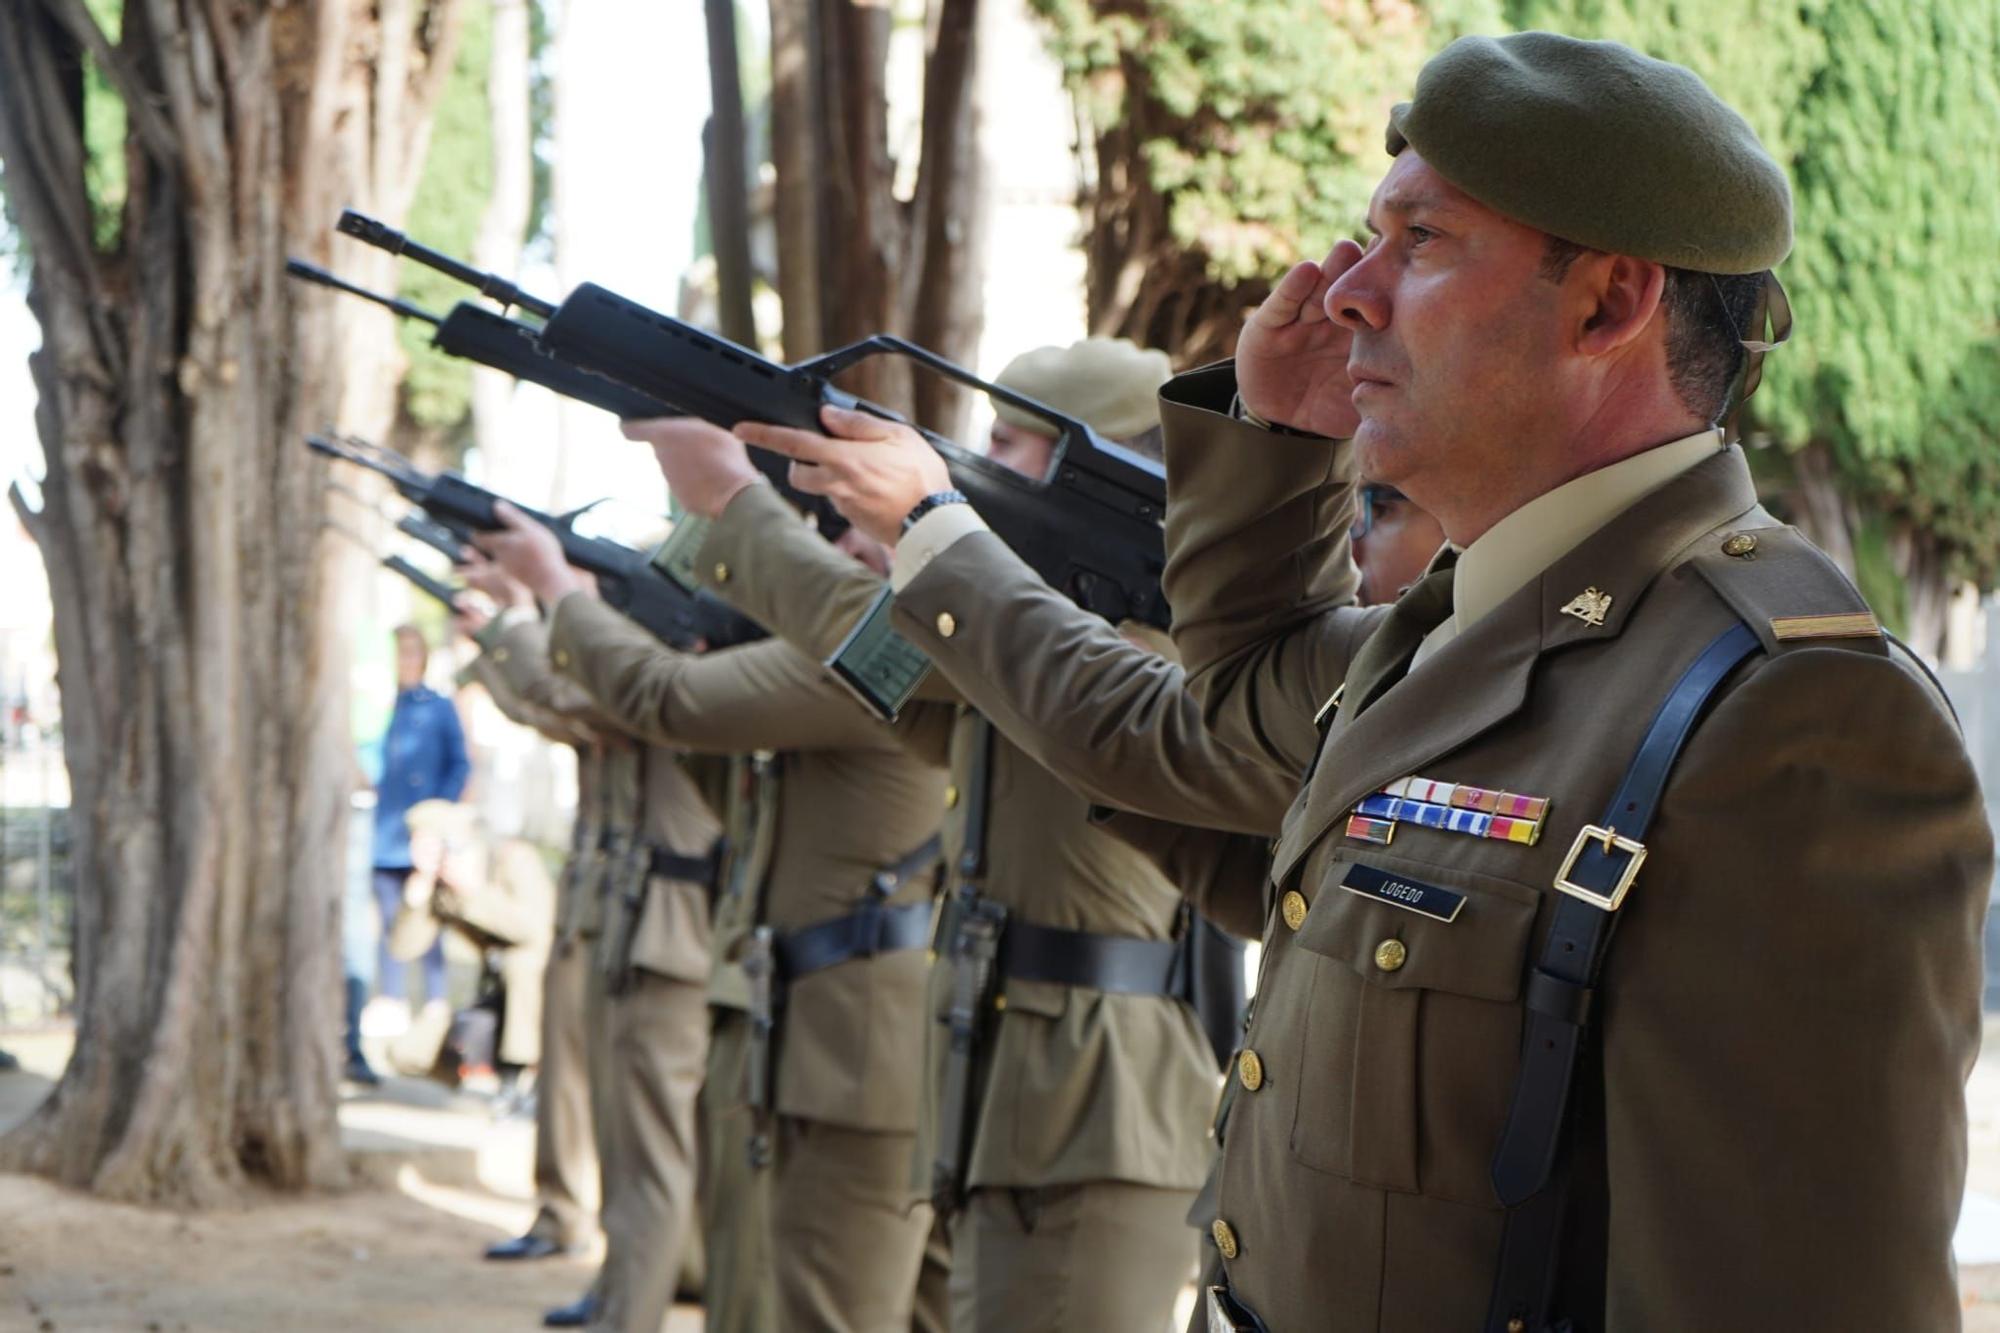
[336,210,556,319]
[285,259,442,327]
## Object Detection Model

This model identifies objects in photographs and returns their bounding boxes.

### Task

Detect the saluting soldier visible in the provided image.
[701,33,1989,1331]
[456,586,612,1268]
[466,563,717,1333]
[480,506,956,1333]
[628,340,1246,1330]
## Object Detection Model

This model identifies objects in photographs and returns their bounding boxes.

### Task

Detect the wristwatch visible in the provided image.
[901,489,969,534]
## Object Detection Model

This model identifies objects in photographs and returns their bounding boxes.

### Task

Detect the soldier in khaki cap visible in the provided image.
[480,504,955,1333]
[625,337,1277,1331]
[656,33,1990,1332]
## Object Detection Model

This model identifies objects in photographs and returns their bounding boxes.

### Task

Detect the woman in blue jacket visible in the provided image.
[372,624,471,1011]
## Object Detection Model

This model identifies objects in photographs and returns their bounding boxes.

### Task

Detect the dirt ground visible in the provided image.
[0,1028,701,1333]
[4,1022,2000,1330]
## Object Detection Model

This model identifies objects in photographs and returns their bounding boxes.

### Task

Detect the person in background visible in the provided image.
[1351,481,1447,607]
[368,624,471,1031]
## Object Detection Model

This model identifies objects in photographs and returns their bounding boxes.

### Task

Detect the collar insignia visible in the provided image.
[1560,586,1613,628]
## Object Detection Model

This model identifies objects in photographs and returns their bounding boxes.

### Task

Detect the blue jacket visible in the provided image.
[371,685,471,870]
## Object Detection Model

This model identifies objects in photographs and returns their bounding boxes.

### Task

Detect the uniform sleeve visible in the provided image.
[1087,810,1271,941]
[546,591,901,754]
[461,650,596,748]
[1600,645,1988,1327]
[1160,363,1375,774]
[890,529,1298,835]
[697,482,965,706]
[490,610,622,730]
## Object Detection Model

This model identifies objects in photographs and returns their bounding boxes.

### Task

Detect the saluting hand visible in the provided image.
[734,406,949,549]
[1236,238,1365,438]
[473,502,597,606]
[620,416,764,519]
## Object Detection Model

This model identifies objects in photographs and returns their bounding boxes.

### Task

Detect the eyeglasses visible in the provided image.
[1349,484,1407,541]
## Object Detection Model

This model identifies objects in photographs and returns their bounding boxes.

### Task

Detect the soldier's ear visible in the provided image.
[1575,253,1666,359]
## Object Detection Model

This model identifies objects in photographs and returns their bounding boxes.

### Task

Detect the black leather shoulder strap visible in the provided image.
[1485,621,1761,1333]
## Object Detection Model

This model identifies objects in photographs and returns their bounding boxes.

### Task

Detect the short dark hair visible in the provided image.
[1541,237,1766,424]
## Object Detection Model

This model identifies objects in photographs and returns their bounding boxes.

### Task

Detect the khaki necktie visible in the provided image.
[1341,559,1457,719]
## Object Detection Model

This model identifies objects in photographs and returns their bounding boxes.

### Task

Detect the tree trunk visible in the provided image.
[767,0,988,423]
[705,0,759,349]
[0,0,464,1205]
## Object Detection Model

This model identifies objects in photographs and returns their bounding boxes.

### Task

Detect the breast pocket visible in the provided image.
[1286,852,1538,1205]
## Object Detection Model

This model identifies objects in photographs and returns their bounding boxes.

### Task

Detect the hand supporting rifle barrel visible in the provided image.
[328,213,1165,626]
[304,433,766,653]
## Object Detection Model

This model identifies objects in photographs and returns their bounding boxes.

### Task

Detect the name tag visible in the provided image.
[1338,862,1464,923]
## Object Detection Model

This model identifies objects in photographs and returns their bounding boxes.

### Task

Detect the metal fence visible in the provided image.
[0,738,74,1025]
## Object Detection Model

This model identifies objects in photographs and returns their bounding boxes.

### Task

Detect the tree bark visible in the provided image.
[470,0,533,457]
[768,0,825,362]
[0,0,464,1204]
[705,0,759,349]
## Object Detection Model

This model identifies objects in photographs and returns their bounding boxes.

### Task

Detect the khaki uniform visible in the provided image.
[546,595,952,1333]
[702,486,1224,1329]
[463,638,605,1250]
[1150,366,1988,1328]
[492,613,714,1333]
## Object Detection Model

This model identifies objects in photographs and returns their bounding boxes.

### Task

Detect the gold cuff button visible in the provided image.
[552,649,571,668]
[936,611,957,638]
[493,648,510,663]
[1722,533,1758,558]
[1373,938,1408,972]
[1211,1218,1240,1261]
[944,785,960,808]
[1280,890,1308,932]
[712,561,731,583]
[1237,1049,1265,1092]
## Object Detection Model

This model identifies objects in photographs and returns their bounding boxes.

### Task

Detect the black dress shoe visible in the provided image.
[484,1232,563,1261]
[542,1294,599,1328]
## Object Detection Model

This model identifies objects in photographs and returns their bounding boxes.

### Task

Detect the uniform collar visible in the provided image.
[1445,429,1723,642]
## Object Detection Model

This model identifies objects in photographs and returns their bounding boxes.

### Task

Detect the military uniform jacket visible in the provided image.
[546,594,950,1135]
[701,486,1219,1192]
[1158,365,1989,1330]
[492,613,714,979]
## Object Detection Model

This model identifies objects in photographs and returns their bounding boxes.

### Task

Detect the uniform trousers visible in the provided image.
[589,971,709,1333]
[529,939,599,1247]
[698,1009,778,1333]
[913,1212,952,1333]
[771,1115,932,1333]
[948,1181,1199,1332]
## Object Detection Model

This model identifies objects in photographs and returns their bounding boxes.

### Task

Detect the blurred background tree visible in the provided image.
[0,0,466,1203]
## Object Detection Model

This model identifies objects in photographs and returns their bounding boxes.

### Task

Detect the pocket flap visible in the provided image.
[1292,853,1538,1003]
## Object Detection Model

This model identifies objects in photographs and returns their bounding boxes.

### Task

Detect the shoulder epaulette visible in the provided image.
[1682,523,1889,659]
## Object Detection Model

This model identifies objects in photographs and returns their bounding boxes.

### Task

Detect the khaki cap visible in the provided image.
[993,338,1173,440]
[1386,32,1792,274]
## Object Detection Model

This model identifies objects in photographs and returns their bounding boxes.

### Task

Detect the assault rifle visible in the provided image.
[383,554,464,611]
[331,211,1169,631]
[307,433,767,652]
[397,512,475,565]
[287,253,845,538]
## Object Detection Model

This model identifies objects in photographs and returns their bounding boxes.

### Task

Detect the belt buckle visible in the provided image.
[1552,823,1647,911]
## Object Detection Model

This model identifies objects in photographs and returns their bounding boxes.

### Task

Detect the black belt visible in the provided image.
[648,840,723,888]
[1483,621,1760,1332]
[776,900,935,980]
[1002,918,1185,995]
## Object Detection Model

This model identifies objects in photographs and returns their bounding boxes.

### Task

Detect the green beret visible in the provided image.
[993,338,1173,440]
[1386,32,1791,274]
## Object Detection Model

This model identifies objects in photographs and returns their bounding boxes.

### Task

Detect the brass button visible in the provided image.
[1507,1321,1526,1333]
[1280,890,1308,932]
[1722,533,1758,558]
[1237,1048,1265,1092]
[492,647,510,663]
[552,649,571,668]
[712,561,731,583]
[944,785,960,808]
[1211,1218,1239,1261]
[936,611,957,638]
[1373,938,1408,972]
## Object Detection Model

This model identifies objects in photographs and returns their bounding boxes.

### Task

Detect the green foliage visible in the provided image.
[1510,0,2000,587]
[1031,0,1504,281]
[396,0,496,432]
[525,0,557,262]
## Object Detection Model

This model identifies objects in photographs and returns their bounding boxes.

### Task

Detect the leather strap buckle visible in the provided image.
[1551,823,1647,911]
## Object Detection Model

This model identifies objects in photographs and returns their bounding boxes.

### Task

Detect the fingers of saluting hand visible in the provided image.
[1250,258,1328,331]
